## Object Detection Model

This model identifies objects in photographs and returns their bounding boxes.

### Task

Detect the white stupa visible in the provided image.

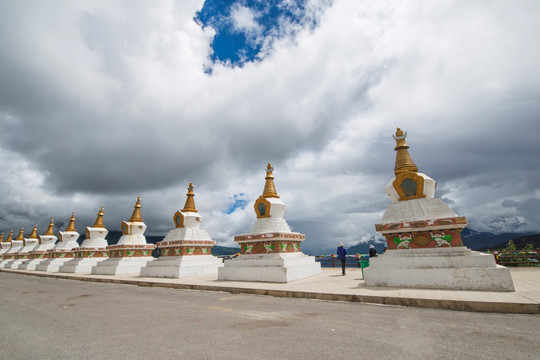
[1,227,25,268]
[19,218,58,270]
[0,231,13,266]
[91,197,155,275]
[36,213,80,272]
[363,128,514,291]
[218,163,321,283]
[0,231,11,258]
[59,207,109,273]
[8,224,40,269]
[140,183,223,278]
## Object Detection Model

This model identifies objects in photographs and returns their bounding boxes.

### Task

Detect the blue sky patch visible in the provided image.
[196,0,331,66]
[224,193,249,214]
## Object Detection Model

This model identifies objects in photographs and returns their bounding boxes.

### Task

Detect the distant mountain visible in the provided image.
[211,245,241,256]
[346,242,385,256]
[460,228,536,250]
[476,234,540,251]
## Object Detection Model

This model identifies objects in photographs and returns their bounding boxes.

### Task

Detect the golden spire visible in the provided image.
[262,162,280,198]
[65,212,77,232]
[129,196,143,222]
[28,224,38,239]
[393,127,418,175]
[44,218,55,236]
[181,182,198,213]
[0,233,3,242]
[6,230,13,242]
[16,227,25,240]
[92,207,106,228]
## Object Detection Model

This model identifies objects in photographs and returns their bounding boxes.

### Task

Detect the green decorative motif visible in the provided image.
[431,232,452,247]
[175,248,182,256]
[393,234,412,249]
[126,250,134,257]
[244,244,254,254]
[187,248,195,255]
[201,248,208,255]
[280,243,288,251]
[292,243,299,252]
[264,243,274,253]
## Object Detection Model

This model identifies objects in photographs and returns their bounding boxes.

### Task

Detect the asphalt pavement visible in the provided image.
[1,272,539,360]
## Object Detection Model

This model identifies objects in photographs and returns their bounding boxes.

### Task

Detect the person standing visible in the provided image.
[337,242,347,276]
[369,244,378,258]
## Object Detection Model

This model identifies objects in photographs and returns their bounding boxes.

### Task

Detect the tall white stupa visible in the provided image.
[59,207,109,273]
[91,197,155,275]
[1,227,25,268]
[363,128,514,291]
[140,183,223,278]
[19,218,58,270]
[8,224,39,269]
[218,163,321,283]
[36,213,80,272]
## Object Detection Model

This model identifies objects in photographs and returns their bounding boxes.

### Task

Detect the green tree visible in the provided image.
[503,240,516,251]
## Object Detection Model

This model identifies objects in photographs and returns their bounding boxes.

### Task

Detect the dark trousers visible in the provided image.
[340,259,346,274]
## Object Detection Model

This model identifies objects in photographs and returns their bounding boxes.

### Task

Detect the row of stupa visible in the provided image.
[0,164,321,283]
[1,128,515,291]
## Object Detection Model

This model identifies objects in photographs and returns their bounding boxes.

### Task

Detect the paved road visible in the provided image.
[0,272,538,360]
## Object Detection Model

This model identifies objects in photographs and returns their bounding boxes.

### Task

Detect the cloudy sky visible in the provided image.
[1,0,539,253]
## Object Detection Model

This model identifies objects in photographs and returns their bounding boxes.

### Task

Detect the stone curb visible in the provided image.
[1,268,538,314]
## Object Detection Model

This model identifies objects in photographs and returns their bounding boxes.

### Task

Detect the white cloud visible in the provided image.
[0,0,539,253]
[230,3,262,38]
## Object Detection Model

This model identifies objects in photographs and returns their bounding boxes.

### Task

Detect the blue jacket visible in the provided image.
[337,246,347,260]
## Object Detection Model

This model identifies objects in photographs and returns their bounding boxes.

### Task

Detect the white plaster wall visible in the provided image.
[81,227,108,248]
[381,198,458,223]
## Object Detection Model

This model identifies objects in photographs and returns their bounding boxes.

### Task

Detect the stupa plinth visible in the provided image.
[9,225,40,269]
[36,213,80,272]
[218,163,321,283]
[0,227,25,268]
[91,197,155,275]
[140,183,223,278]
[364,128,514,291]
[19,219,58,270]
[59,207,109,273]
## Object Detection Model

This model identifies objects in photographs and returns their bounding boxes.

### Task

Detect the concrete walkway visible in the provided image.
[1,266,539,314]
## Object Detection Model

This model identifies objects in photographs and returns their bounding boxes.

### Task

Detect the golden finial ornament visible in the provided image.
[6,230,13,242]
[181,182,198,213]
[129,196,143,222]
[16,227,25,240]
[393,127,418,175]
[28,224,38,239]
[0,233,3,242]
[65,212,77,232]
[92,207,106,228]
[45,218,55,236]
[262,162,280,198]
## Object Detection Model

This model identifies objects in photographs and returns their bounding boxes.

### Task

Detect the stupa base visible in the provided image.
[140,255,223,278]
[363,247,515,291]
[58,257,108,273]
[7,258,28,269]
[0,259,16,268]
[18,258,47,270]
[35,257,74,272]
[218,253,321,283]
[91,257,154,275]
